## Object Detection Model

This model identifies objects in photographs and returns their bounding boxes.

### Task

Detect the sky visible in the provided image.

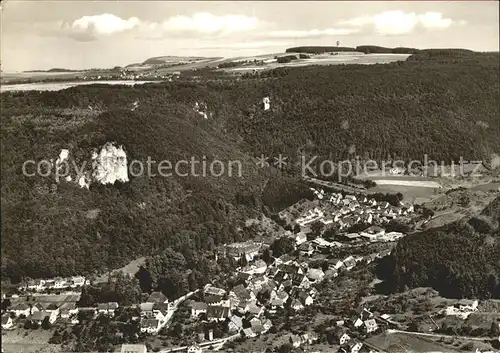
[1,1,499,71]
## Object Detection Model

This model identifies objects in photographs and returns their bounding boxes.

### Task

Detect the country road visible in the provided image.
[386,329,492,342]
[304,176,368,194]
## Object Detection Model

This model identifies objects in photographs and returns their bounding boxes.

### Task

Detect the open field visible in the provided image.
[94,256,146,283]
[1,71,85,80]
[0,80,156,92]
[370,185,441,204]
[470,181,500,192]
[373,179,442,188]
[2,329,61,353]
[143,55,219,64]
[221,53,411,72]
[1,52,410,89]
[423,211,465,229]
[366,331,463,353]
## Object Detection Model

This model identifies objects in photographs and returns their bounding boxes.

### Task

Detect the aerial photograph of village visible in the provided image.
[1,1,499,353]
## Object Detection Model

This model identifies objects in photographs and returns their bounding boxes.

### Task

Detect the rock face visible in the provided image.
[490,154,500,169]
[53,143,129,189]
[78,175,90,189]
[262,97,270,111]
[56,149,69,166]
[91,143,129,185]
[193,102,208,119]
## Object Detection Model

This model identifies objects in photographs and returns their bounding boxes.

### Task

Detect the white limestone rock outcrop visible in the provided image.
[91,142,129,185]
[78,175,90,189]
[262,97,270,111]
[193,102,208,119]
[56,149,69,166]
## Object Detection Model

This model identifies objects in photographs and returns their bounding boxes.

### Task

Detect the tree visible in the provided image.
[41,316,51,330]
[458,193,470,207]
[1,298,11,312]
[49,331,62,344]
[171,322,183,337]
[310,221,324,238]
[135,266,153,293]
[422,207,434,219]
[408,321,419,332]
[460,342,474,351]
[109,272,142,306]
[239,255,248,268]
[262,249,272,265]
[490,322,500,338]
[271,237,295,258]
[24,320,33,329]
[278,343,294,353]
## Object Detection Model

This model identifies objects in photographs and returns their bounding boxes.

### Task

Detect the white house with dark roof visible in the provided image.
[334,327,350,345]
[29,310,57,324]
[203,284,226,297]
[207,304,231,322]
[241,260,267,275]
[59,302,78,319]
[306,268,325,283]
[291,299,304,311]
[298,291,314,306]
[242,327,256,338]
[342,341,363,353]
[97,302,119,317]
[457,299,479,312]
[189,301,208,318]
[140,318,161,334]
[9,303,32,317]
[364,319,378,334]
[224,241,262,262]
[247,302,264,317]
[228,315,243,332]
[140,302,168,321]
[146,291,169,304]
[70,276,87,288]
[187,344,202,353]
[2,315,13,329]
[343,256,357,271]
[290,334,302,348]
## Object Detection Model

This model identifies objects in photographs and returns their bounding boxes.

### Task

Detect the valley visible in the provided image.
[1,47,499,353]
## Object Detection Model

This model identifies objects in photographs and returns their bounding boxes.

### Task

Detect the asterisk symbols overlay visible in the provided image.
[256,154,269,168]
[274,154,288,169]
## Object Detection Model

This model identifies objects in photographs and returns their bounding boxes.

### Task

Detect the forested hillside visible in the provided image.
[1,50,498,282]
[226,51,499,163]
[381,197,500,299]
[0,85,309,282]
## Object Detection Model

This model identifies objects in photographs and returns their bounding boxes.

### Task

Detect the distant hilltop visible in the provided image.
[23,68,81,73]
[142,56,214,65]
[286,45,475,55]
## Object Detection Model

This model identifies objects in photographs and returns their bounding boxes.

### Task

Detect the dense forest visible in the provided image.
[379,197,500,299]
[286,46,358,53]
[286,45,474,55]
[0,86,308,282]
[227,51,499,164]
[1,50,498,282]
